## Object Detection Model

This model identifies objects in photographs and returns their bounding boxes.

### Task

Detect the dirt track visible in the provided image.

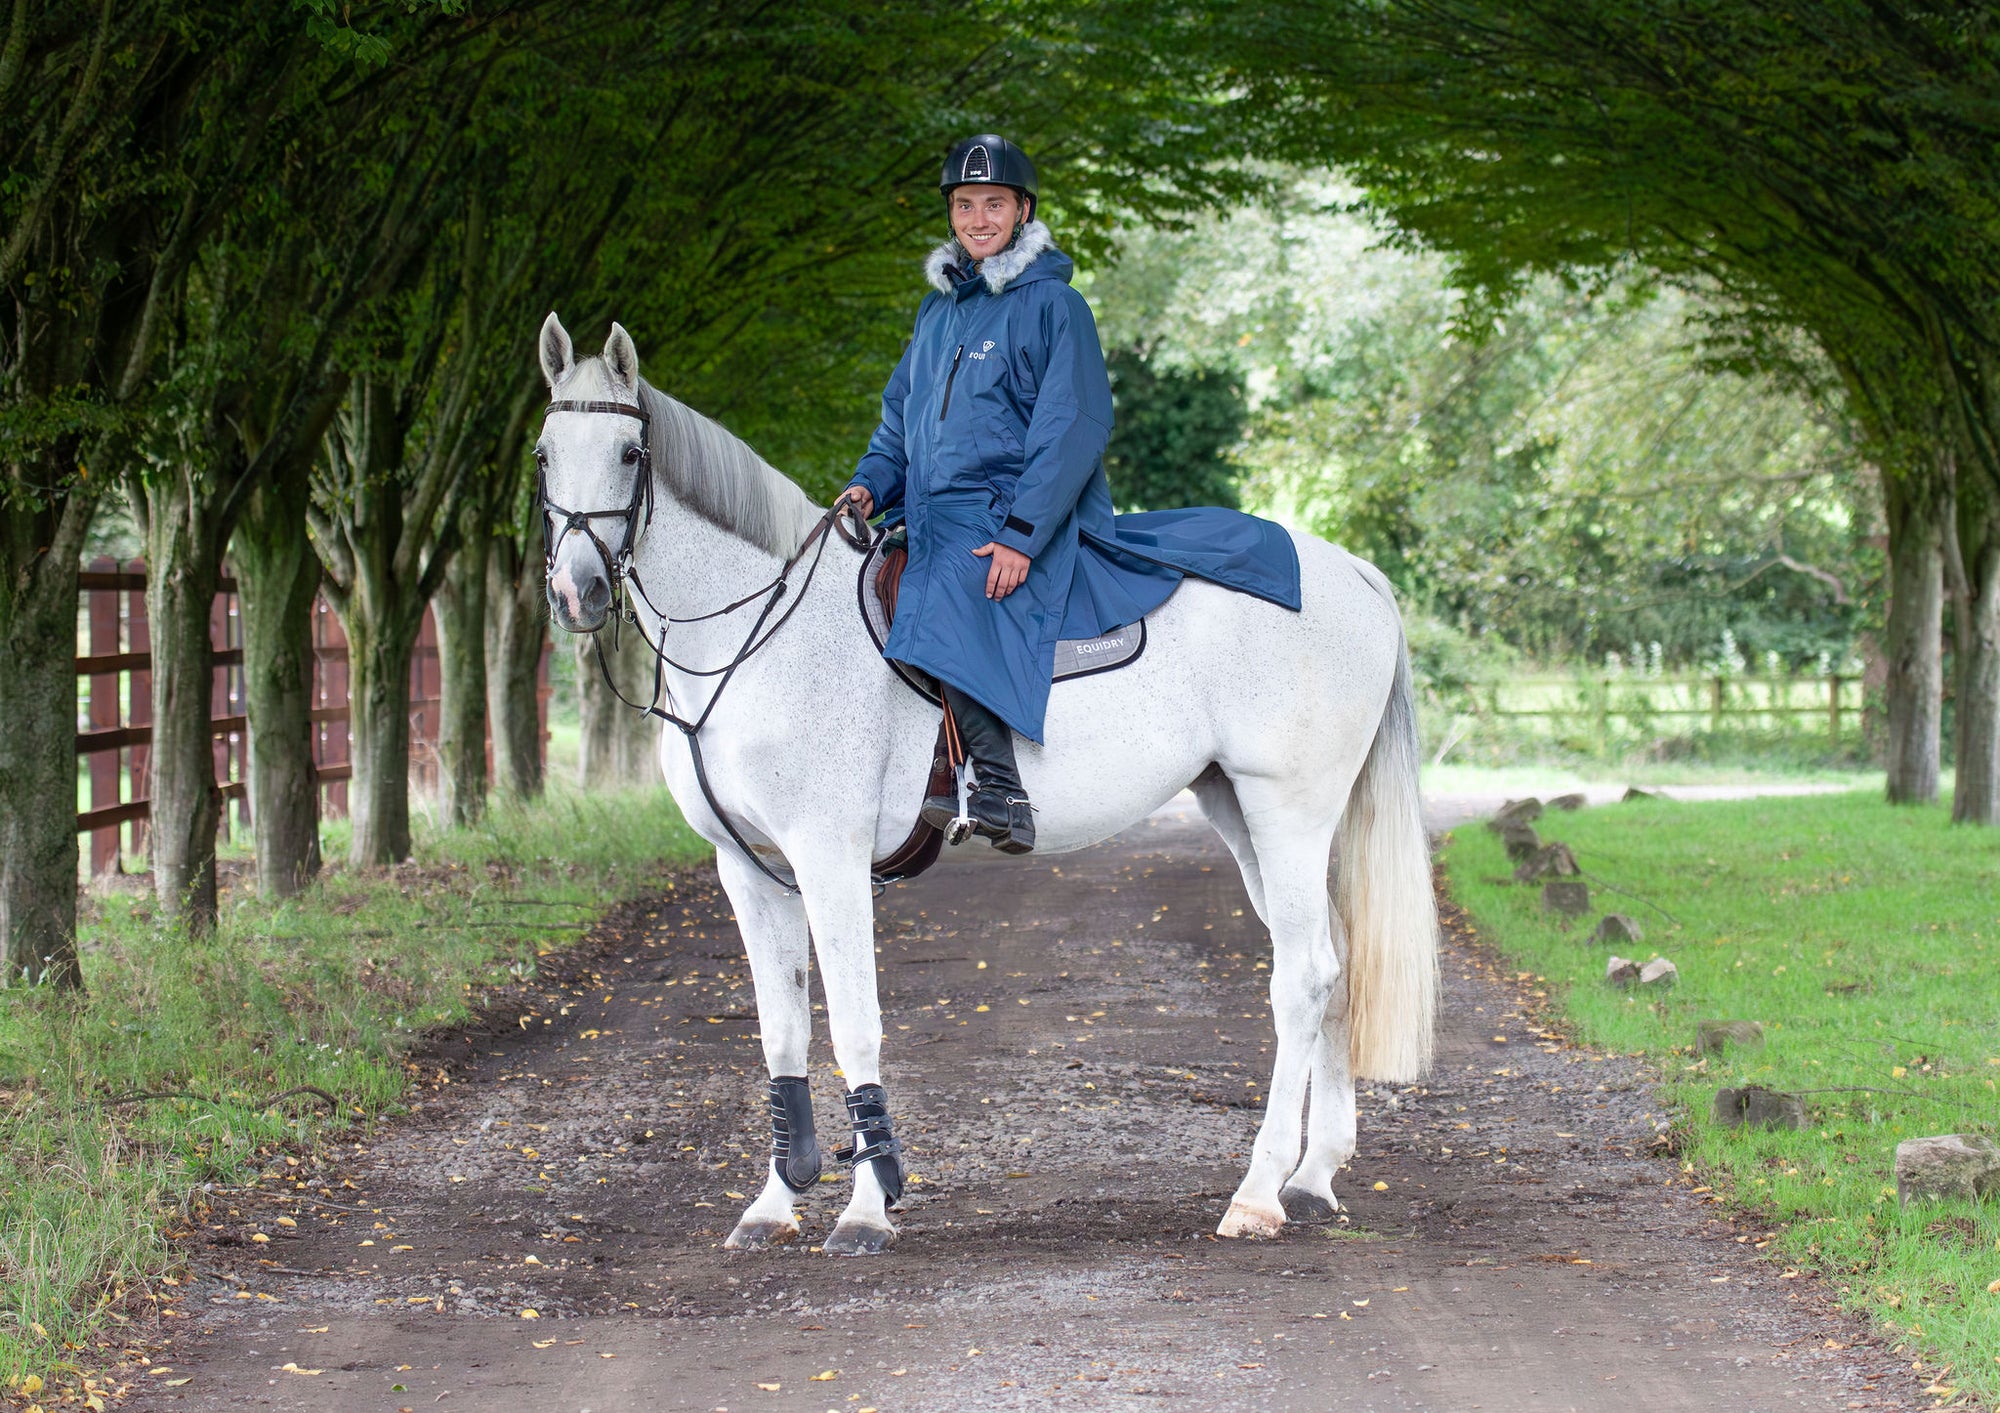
[145,798,1921,1412]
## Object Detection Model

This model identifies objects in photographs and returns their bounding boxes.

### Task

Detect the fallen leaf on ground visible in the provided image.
[280,1363,322,1376]
[810,1370,838,1381]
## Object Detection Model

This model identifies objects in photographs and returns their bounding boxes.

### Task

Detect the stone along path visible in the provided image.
[142,799,1920,1412]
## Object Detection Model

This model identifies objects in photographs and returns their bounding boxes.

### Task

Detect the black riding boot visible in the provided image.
[921,686,1035,854]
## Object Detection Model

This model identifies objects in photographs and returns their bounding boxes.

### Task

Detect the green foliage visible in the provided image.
[1212,0,2000,512]
[1089,185,1877,666]
[1447,794,2000,1399]
[1103,348,1245,511]
[0,782,705,1389]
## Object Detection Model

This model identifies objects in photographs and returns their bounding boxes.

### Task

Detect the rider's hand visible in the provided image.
[972,542,1031,600]
[841,485,875,518]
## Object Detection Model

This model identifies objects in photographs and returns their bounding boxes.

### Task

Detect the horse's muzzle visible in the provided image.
[547,560,612,633]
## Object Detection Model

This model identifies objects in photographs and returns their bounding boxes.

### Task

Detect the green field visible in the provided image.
[1445,793,2000,1402]
[0,784,706,1399]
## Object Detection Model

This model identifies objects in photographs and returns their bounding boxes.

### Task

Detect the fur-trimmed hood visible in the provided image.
[924,220,1060,296]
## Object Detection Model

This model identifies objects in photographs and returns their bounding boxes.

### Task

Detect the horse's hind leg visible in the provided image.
[1215,785,1341,1239]
[716,850,816,1251]
[1280,911,1355,1224]
[1198,767,1353,1224]
[1190,764,1268,926]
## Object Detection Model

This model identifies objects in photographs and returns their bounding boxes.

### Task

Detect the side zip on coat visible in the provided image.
[938,345,964,419]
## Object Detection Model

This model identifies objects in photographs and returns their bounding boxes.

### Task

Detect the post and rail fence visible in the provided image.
[1474,673,1860,742]
[75,557,550,876]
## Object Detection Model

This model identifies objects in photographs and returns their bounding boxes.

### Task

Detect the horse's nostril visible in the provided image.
[580,576,611,614]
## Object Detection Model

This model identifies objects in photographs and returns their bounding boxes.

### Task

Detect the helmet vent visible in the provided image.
[960,144,992,183]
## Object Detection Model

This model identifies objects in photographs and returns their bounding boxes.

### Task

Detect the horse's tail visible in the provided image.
[1335,589,1439,1083]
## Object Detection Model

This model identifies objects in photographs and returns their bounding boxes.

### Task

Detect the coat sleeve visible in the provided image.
[847,317,923,512]
[992,288,1113,559]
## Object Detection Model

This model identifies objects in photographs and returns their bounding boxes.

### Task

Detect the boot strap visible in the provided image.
[829,1083,904,1205]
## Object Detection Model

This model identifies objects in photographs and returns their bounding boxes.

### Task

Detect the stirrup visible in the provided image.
[949,759,977,845]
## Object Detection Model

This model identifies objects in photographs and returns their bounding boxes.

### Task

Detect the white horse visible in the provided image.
[534,315,1438,1255]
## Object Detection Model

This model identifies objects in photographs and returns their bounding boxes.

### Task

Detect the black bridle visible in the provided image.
[536,395,874,893]
[537,398,655,609]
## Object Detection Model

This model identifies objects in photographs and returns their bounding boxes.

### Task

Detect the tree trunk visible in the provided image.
[1882,473,1943,805]
[576,627,657,790]
[233,469,323,896]
[143,481,222,931]
[486,526,547,800]
[344,607,422,867]
[434,536,489,827]
[1945,489,2000,824]
[0,489,93,990]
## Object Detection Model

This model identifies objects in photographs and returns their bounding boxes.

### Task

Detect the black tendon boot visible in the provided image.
[767,1076,823,1193]
[832,1083,905,1205]
[921,686,1036,853]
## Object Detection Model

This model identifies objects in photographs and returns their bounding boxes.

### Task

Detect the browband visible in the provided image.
[546,399,646,420]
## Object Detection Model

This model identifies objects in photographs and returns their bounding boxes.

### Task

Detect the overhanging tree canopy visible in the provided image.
[1210,0,2000,814]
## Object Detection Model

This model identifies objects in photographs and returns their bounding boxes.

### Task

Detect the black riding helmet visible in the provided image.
[940,134,1038,241]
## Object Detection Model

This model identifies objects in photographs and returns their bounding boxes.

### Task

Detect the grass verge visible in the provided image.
[0,784,706,1405]
[1444,791,2000,1403]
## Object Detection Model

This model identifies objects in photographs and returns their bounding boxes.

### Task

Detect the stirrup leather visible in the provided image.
[767,1075,823,1194]
[830,1082,905,1205]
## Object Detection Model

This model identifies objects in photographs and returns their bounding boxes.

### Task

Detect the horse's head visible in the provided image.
[535,312,651,634]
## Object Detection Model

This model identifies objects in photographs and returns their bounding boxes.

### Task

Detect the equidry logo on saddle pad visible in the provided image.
[968,340,996,360]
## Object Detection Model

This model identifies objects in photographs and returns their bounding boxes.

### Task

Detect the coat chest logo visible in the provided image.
[967,339,996,361]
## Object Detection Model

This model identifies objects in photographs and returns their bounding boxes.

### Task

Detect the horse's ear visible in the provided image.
[539,312,574,389]
[603,322,640,394]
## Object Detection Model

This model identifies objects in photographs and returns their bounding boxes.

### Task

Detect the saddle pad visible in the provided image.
[857,537,1146,703]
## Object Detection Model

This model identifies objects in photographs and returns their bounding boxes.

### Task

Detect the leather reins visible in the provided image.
[538,396,874,894]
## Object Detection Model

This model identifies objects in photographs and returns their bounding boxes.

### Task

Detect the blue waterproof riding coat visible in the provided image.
[847,221,1301,742]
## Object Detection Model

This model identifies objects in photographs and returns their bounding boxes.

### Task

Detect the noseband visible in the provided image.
[537,398,654,611]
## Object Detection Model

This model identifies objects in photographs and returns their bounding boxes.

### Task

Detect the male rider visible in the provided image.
[842,134,1302,857]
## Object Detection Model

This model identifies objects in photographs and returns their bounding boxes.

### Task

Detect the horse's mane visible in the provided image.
[564,356,822,559]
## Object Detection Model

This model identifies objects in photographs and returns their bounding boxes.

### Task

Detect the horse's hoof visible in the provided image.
[1279,1186,1340,1224]
[723,1219,799,1250]
[822,1220,896,1256]
[1216,1199,1286,1239]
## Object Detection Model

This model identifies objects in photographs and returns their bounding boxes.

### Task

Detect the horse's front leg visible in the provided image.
[793,849,900,1256]
[714,849,819,1250]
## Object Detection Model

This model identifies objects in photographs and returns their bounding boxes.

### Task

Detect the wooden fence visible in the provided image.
[75,558,548,875]
[1478,674,1859,741]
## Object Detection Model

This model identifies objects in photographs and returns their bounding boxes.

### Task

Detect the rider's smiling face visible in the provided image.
[950,184,1026,262]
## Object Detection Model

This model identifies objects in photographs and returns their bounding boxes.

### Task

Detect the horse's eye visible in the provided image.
[533,447,548,468]
[622,445,642,465]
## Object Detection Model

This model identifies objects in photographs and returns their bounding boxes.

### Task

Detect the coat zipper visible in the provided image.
[939,344,964,419]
